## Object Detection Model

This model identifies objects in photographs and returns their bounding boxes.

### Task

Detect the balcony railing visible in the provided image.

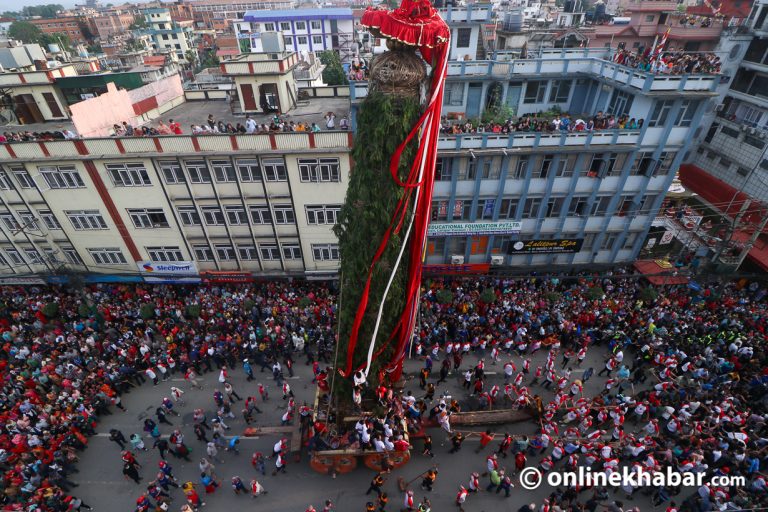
[438,4,493,23]
[436,130,641,151]
[0,132,353,162]
[350,55,718,101]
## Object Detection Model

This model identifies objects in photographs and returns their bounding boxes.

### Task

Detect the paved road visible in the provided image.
[74,342,673,511]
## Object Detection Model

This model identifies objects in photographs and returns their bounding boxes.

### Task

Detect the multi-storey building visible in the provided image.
[181,0,295,30]
[93,11,136,40]
[29,16,89,45]
[139,8,195,62]
[679,0,768,272]
[0,43,717,279]
[233,9,356,63]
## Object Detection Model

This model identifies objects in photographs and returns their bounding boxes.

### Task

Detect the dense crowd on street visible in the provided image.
[612,49,721,75]
[441,112,644,135]
[0,269,766,511]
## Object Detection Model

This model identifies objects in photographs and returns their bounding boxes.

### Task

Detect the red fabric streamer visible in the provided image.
[340,1,449,383]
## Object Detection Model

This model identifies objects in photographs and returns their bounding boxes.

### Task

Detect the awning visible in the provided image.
[633,259,690,285]
[678,164,763,225]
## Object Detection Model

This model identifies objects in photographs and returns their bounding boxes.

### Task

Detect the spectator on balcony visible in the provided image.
[245,115,257,134]
[169,119,182,134]
[156,121,173,135]
[340,116,349,130]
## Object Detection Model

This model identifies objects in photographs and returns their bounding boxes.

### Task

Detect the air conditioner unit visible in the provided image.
[749,127,757,135]
[450,255,465,265]
[715,103,725,112]
[741,125,749,131]
[490,255,505,265]
[759,131,767,139]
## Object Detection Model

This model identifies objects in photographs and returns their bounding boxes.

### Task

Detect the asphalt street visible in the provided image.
[74,341,671,512]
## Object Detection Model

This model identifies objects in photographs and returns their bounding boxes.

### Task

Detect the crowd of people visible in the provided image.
[393,271,768,512]
[441,111,644,136]
[0,111,350,144]
[612,49,721,75]
[0,269,766,511]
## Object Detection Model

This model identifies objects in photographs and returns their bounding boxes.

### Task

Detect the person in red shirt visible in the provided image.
[475,429,495,454]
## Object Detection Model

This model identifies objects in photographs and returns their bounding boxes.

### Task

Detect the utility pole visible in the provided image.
[733,210,768,269]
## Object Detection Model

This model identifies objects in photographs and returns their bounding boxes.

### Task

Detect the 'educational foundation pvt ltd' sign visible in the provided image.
[427,221,522,237]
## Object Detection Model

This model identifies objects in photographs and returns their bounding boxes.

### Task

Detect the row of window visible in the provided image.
[81,242,339,266]
[0,203,342,234]
[0,157,342,191]
[431,193,658,221]
[435,152,676,182]
[0,245,82,268]
[254,20,324,32]
[284,35,325,46]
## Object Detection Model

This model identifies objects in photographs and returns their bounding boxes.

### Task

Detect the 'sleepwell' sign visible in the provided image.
[427,222,522,237]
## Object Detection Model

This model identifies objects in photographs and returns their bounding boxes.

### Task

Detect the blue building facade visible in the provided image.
[351,44,718,270]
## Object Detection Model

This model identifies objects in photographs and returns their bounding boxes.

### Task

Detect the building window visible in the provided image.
[17,212,35,230]
[649,100,674,127]
[311,20,321,30]
[215,244,236,261]
[568,196,588,216]
[623,232,638,249]
[499,198,518,219]
[513,156,529,179]
[177,206,201,226]
[193,244,214,261]
[456,27,471,48]
[128,208,169,228]
[12,168,35,189]
[295,21,306,30]
[546,197,564,217]
[436,158,452,181]
[745,135,765,149]
[297,35,307,44]
[2,248,23,266]
[306,204,341,225]
[259,243,280,260]
[312,243,339,261]
[313,35,322,44]
[146,246,184,262]
[211,160,236,182]
[674,99,697,127]
[522,197,542,218]
[62,247,83,265]
[249,205,272,224]
[645,15,655,22]
[431,201,448,221]
[608,90,634,118]
[656,152,676,176]
[524,81,547,104]
[582,233,596,250]
[89,248,128,265]
[105,163,152,186]
[481,158,501,179]
[264,22,275,31]
[601,233,618,250]
[263,158,287,181]
[475,198,496,220]
[632,152,656,177]
[535,155,554,178]
[451,199,472,220]
[590,196,612,216]
[185,160,211,183]
[273,204,295,224]
[66,210,108,230]
[282,243,302,260]
[284,36,292,46]
[720,125,740,138]
[548,80,571,103]
[39,166,85,189]
[160,161,186,184]
[236,159,262,182]
[237,244,258,260]
[38,211,61,229]
[280,21,290,31]
[737,167,750,177]
[0,214,20,231]
[444,82,464,106]
[201,206,225,225]
[298,158,340,182]
[225,205,248,225]
[0,170,10,190]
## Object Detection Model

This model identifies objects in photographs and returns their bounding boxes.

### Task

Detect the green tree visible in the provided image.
[333,92,420,406]
[23,4,64,18]
[8,21,43,44]
[129,16,148,30]
[318,50,348,86]
[199,48,220,69]
[184,48,198,65]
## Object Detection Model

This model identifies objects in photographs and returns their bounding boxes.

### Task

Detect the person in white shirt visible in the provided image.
[245,116,257,134]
